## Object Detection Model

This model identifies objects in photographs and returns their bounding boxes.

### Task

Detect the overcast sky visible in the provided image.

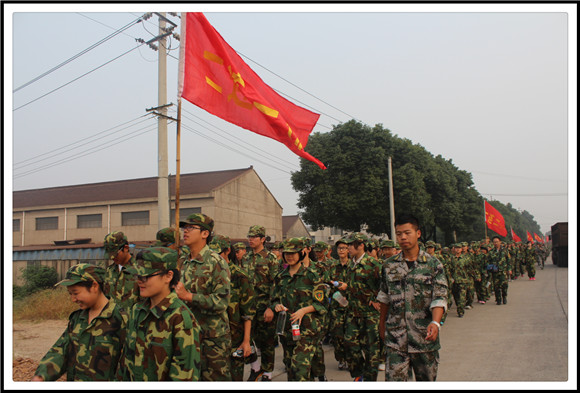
[5,3,576,236]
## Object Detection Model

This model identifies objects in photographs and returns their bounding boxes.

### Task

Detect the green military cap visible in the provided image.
[210,234,231,253]
[104,231,128,258]
[313,241,328,251]
[55,263,105,287]
[179,213,214,233]
[461,241,468,247]
[154,227,177,247]
[271,240,284,250]
[442,247,450,253]
[451,243,462,248]
[343,232,368,244]
[394,243,401,250]
[247,225,266,237]
[435,243,442,251]
[366,238,379,249]
[301,237,312,248]
[479,243,490,250]
[425,240,436,248]
[380,239,396,248]
[283,237,305,253]
[335,237,348,247]
[127,247,178,276]
[232,242,247,251]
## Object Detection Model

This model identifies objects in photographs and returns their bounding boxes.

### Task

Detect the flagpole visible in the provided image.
[175,98,182,268]
[483,199,488,240]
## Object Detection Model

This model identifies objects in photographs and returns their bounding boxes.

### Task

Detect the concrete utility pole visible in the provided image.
[157,12,170,230]
[388,156,396,243]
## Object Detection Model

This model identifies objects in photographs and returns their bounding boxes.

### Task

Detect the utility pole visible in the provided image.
[157,12,170,231]
[388,156,396,243]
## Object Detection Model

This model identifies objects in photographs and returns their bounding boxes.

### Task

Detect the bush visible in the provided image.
[13,287,77,321]
[13,285,30,300]
[20,265,59,293]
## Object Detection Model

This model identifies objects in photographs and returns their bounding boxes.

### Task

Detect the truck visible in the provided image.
[550,222,568,268]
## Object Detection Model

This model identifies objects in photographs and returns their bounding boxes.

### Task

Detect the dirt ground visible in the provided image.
[12,319,68,382]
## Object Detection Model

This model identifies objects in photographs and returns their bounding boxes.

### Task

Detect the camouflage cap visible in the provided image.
[210,234,231,253]
[480,243,491,250]
[247,225,266,237]
[271,241,284,250]
[425,240,436,248]
[394,243,401,250]
[127,247,178,276]
[104,231,128,257]
[366,238,378,249]
[233,242,247,251]
[179,213,214,233]
[301,237,312,248]
[55,263,105,287]
[313,241,329,251]
[435,243,442,251]
[335,237,348,247]
[380,239,396,248]
[343,232,368,244]
[154,227,177,247]
[452,243,463,248]
[461,241,468,247]
[283,237,305,253]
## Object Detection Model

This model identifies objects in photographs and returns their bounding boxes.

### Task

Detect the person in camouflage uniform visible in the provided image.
[377,214,448,381]
[271,237,328,381]
[328,237,351,371]
[33,264,125,381]
[117,247,201,381]
[450,244,471,317]
[460,242,475,310]
[103,231,141,312]
[212,234,257,381]
[476,244,490,303]
[231,241,247,268]
[343,232,383,381]
[437,244,454,325]
[488,236,511,304]
[380,239,398,261]
[524,241,538,280]
[175,213,232,381]
[242,225,279,381]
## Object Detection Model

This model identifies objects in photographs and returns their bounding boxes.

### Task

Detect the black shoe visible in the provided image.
[317,375,328,381]
[503,297,507,304]
[496,300,502,305]
[248,369,264,381]
[458,314,464,318]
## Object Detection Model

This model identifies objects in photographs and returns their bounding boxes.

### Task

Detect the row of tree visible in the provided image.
[291,120,542,246]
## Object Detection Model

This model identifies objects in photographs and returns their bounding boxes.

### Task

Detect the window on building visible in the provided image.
[122,211,150,226]
[13,219,20,232]
[36,217,58,230]
[77,214,102,228]
[170,207,201,225]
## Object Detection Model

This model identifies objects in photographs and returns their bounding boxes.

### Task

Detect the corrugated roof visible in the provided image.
[13,167,253,209]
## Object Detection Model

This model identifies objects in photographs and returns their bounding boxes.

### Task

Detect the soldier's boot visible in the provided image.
[502,297,507,304]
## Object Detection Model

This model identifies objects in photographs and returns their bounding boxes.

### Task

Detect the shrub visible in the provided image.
[13,287,77,321]
[20,265,59,293]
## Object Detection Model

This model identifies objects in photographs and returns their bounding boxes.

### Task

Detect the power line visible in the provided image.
[13,16,143,93]
[481,193,567,197]
[13,43,145,112]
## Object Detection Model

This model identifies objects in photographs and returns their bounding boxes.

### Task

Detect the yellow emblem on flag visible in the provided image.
[314,290,324,302]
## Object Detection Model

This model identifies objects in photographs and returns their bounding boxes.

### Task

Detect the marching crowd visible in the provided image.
[31,212,550,382]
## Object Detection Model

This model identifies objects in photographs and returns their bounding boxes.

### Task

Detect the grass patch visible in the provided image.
[14,287,77,321]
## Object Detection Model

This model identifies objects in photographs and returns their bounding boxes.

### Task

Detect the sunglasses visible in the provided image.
[135,271,165,282]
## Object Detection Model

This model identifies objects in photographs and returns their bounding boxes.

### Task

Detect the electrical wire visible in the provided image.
[13,16,143,93]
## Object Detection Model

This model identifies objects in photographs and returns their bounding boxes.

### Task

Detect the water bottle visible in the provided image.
[291,321,301,341]
[276,310,287,335]
[331,281,340,288]
[332,291,349,307]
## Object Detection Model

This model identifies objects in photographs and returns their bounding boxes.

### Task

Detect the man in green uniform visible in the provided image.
[488,236,511,304]
[103,231,140,312]
[451,244,471,317]
[328,237,351,371]
[242,225,279,381]
[175,213,232,381]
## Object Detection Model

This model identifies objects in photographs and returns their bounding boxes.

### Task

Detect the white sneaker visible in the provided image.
[378,363,386,371]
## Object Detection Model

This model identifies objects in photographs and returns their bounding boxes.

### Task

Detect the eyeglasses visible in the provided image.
[337,247,349,251]
[135,271,164,282]
[182,225,201,232]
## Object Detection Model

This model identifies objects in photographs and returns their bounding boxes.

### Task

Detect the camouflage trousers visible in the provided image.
[280,335,318,381]
[452,282,467,316]
[441,281,454,324]
[229,330,246,381]
[526,261,536,278]
[344,313,381,381]
[491,271,508,302]
[466,279,475,307]
[330,308,348,364]
[311,311,330,378]
[385,350,439,381]
[251,312,276,373]
[514,259,525,276]
[201,335,232,381]
[474,279,486,302]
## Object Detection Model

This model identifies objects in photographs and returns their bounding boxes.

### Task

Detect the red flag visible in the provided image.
[179,13,326,169]
[534,233,544,243]
[527,231,534,243]
[484,201,507,237]
[511,227,522,242]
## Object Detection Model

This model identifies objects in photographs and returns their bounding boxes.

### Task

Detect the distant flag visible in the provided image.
[178,12,326,169]
[527,231,534,243]
[511,227,522,242]
[534,232,544,243]
[484,200,507,237]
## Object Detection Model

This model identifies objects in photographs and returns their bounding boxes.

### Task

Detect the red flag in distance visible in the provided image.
[484,201,507,237]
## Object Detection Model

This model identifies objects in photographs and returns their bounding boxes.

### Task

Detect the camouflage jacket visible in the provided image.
[488,247,509,273]
[180,244,231,339]
[451,254,472,284]
[377,250,448,353]
[104,259,141,312]
[270,264,327,338]
[327,259,350,312]
[524,247,537,264]
[227,260,255,344]
[35,299,125,381]
[117,291,201,381]
[476,253,489,276]
[345,253,382,318]
[242,247,278,315]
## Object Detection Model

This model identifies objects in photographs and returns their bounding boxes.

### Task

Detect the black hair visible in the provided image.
[167,269,180,289]
[395,213,420,230]
[492,236,501,241]
[74,280,104,293]
[283,250,306,264]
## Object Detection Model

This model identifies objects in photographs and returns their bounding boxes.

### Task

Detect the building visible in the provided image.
[12,166,283,284]
[282,215,310,240]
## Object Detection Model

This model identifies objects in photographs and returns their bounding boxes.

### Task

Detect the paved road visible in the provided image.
[244,255,571,387]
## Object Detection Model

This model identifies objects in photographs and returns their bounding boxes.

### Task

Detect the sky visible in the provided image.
[4,3,576,236]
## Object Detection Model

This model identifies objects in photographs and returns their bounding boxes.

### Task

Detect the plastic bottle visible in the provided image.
[291,322,301,341]
[331,281,340,287]
[332,291,349,307]
[275,310,287,335]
